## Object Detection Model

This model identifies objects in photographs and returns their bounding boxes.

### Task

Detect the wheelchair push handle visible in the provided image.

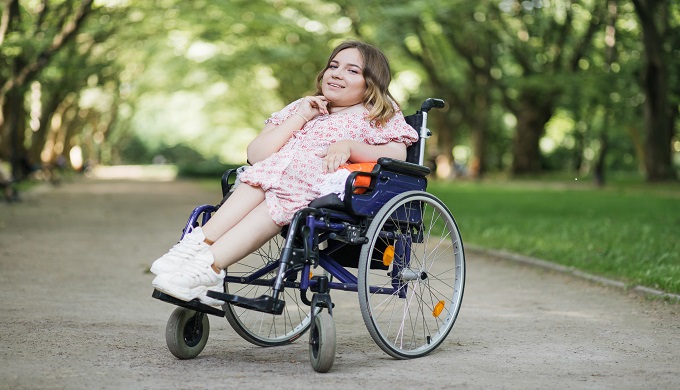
[415,98,445,166]
[420,98,445,113]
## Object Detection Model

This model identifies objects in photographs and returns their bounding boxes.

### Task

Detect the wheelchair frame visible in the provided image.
[152,98,466,372]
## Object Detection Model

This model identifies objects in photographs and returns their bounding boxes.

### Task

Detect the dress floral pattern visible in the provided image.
[239,98,419,226]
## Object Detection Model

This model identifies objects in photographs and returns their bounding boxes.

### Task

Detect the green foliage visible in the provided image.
[157,144,205,165]
[1,0,678,179]
[428,180,680,294]
[176,159,243,178]
[115,133,154,164]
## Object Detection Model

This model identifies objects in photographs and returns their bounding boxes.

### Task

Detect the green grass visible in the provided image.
[428,180,680,295]
[197,172,679,295]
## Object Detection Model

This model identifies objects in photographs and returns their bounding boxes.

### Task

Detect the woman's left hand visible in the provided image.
[323,141,352,173]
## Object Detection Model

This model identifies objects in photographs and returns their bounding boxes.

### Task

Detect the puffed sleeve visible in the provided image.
[265,99,303,126]
[364,109,419,146]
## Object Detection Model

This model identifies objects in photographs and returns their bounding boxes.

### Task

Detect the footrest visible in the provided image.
[206,291,285,315]
[152,289,225,317]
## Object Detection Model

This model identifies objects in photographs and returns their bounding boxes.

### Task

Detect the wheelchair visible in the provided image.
[152,98,466,373]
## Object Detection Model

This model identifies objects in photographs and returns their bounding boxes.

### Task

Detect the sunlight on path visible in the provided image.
[90,165,177,181]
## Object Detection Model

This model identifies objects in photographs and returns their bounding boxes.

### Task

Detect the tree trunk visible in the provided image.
[470,86,489,179]
[470,125,486,178]
[593,0,617,187]
[7,86,30,180]
[573,127,585,172]
[641,63,674,181]
[433,109,455,179]
[510,94,554,175]
[633,0,676,181]
[594,120,609,187]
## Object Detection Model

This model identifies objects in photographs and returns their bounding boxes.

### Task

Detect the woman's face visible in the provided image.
[321,48,367,108]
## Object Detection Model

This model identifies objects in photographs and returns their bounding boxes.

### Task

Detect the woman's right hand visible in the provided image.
[297,95,329,121]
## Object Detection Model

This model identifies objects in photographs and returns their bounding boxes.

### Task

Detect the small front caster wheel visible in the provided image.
[166,307,209,359]
[309,312,336,373]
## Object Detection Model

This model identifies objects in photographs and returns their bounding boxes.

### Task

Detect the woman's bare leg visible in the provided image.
[151,197,280,305]
[209,201,281,269]
[201,184,266,241]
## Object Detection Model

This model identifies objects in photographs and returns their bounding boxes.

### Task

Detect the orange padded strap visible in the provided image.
[339,163,376,193]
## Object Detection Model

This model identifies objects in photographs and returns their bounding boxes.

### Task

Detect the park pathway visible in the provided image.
[0,177,678,389]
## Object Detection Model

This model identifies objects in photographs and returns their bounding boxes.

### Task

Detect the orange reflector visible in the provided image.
[383,245,395,266]
[433,300,445,317]
[309,272,313,280]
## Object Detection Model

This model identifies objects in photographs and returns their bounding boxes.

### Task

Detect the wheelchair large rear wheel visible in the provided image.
[358,191,465,359]
[224,234,316,346]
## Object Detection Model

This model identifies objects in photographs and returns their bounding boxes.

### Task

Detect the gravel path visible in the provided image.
[1,178,678,389]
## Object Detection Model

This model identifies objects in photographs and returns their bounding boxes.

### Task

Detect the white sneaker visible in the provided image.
[152,250,225,306]
[150,227,210,275]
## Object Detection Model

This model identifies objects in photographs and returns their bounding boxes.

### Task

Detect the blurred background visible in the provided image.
[0,0,678,183]
[2,0,679,296]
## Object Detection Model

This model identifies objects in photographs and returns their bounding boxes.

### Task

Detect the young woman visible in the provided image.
[151,41,418,305]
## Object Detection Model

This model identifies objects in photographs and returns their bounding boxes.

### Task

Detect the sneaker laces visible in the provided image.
[167,240,202,256]
[179,261,221,286]
[166,231,205,258]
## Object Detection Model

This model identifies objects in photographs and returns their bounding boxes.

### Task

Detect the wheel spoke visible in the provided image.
[224,235,314,346]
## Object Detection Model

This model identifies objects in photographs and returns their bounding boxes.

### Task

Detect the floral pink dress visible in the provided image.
[239,99,419,226]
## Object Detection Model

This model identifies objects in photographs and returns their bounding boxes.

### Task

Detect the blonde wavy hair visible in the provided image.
[314,41,399,127]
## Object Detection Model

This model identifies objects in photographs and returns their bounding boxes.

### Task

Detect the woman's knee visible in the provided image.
[203,185,267,238]
[227,183,266,205]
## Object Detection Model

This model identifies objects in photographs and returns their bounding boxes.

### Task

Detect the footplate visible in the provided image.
[152,289,225,317]
[206,291,285,315]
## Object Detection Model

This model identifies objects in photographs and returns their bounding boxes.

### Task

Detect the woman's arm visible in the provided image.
[247,118,304,164]
[247,96,330,164]
[322,140,406,173]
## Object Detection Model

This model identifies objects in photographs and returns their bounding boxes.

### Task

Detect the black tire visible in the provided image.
[165,307,209,359]
[223,234,316,346]
[309,312,336,373]
[358,191,465,359]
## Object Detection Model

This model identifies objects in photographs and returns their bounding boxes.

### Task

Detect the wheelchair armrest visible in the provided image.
[220,168,240,197]
[376,157,430,177]
[341,159,429,206]
[311,158,429,215]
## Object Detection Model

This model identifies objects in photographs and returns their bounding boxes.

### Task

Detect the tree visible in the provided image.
[631,0,678,181]
[1,0,676,183]
[336,0,495,178]
[337,0,611,178]
[0,0,94,178]
[490,0,606,175]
